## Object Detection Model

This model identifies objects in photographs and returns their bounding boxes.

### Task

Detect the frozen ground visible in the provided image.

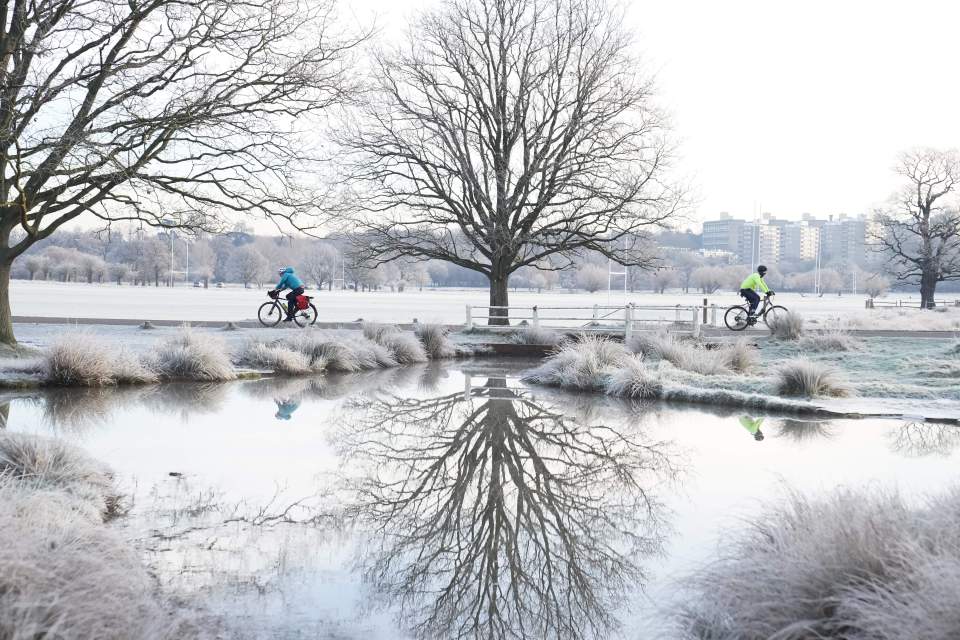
[14,279,956,326]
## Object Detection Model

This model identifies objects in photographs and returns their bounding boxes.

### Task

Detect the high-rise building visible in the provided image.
[821,214,877,266]
[779,221,820,263]
[702,213,746,255]
[739,222,781,266]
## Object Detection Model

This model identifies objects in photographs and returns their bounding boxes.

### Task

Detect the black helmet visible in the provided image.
[757,265,768,275]
[754,431,765,441]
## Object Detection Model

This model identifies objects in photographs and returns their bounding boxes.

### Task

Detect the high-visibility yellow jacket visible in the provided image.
[739,273,770,293]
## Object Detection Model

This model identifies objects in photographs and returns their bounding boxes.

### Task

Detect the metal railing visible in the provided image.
[465,303,704,338]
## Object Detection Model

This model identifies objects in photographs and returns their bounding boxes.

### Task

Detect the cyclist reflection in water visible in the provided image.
[274,397,301,421]
[739,415,765,441]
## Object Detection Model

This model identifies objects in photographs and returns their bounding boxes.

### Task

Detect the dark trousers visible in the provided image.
[740,288,761,314]
[285,287,304,318]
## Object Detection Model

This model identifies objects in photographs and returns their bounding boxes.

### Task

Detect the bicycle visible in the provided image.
[258,290,318,327]
[724,292,788,331]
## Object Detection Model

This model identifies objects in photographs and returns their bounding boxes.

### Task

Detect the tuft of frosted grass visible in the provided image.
[150,328,237,382]
[628,332,754,375]
[672,487,921,640]
[43,334,154,386]
[362,322,429,364]
[768,309,804,340]
[238,342,314,375]
[0,432,120,522]
[522,334,633,391]
[377,332,429,364]
[604,356,662,399]
[846,308,960,331]
[775,357,852,398]
[509,325,563,346]
[798,328,862,352]
[285,332,396,372]
[414,323,460,359]
[721,338,758,373]
[0,478,195,640]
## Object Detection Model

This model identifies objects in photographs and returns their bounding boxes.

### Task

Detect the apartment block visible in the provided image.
[702,213,746,255]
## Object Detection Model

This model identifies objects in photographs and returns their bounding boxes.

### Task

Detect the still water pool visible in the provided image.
[4,359,959,639]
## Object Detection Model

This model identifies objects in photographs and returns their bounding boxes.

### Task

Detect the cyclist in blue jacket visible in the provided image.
[272,267,305,322]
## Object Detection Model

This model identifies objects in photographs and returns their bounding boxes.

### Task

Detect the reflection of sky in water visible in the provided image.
[3,359,960,639]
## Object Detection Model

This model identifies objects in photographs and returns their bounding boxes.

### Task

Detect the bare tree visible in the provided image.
[691,266,725,294]
[337,379,678,640]
[0,0,362,345]
[189,241,216,288]
[873,149,960,309]
[650,267,679,294]
[109,263,130,286]
[22,254,42,280]
[137,238,170,287]
[302,243,340,290]
[863,272,890,300]
[339,0,682,324]
[576,264,608,293]
[228,245,267,288]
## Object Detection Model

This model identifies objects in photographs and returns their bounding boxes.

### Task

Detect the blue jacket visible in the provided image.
[276,267,303,291]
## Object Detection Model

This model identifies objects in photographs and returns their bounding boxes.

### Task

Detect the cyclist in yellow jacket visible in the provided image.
[739,265,773,323]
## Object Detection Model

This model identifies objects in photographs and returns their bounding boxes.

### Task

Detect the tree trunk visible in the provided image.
[203,277,209,288]
[488,273,510,326]
[920,269,938,309]
[0,261,16,346]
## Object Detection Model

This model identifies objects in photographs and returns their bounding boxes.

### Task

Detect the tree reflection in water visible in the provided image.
[338,377,680,640]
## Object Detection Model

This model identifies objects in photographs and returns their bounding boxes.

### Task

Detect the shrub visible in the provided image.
[775,358,852,398]
[415,323,458,359]
[238,342,314,375]
[604,356,662,399]
[361,322,399,343]
[628,332,749,376]
[509,325,563,346]
[522,335,632,391]
[768,310,804,340]
[150,328,237,382]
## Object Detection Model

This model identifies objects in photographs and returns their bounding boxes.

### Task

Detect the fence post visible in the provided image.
[675,304,681,324]
[703,298,708,324]
[532,305,540,327]
[465,305,473,331]
[592,304,599,321]
[692,306,702,338]
[710,304,718,326]
[624,304,633,341]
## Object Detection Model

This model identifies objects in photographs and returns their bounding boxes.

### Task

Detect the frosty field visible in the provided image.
[11,279,940,325]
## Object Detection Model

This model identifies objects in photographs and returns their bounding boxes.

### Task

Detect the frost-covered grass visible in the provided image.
[628,332,758,375]
[523,335,634,391]
[237,342,315,376]
[43,335,157,386]
[414,323,459,359]
[672,485,960,640]
[768,309,805,340]
[0,432,120,521]
[150,328,237,382]
[603,356,662,399]
[362,322,429,364]
[775,358,852,398]
[509,325,564,347]
[0,433,198,640]
[844,306,960,331]
[285,332,396,372]
[798,328,863,352]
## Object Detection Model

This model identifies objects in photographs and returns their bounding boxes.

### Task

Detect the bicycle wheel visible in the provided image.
[763,305,789,329]
[724,305,750,331]
[293,303,318,327]
[258,301,283,327]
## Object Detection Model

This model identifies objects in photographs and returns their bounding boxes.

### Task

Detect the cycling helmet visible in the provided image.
[757,265,768,275]
[278,268,285,275]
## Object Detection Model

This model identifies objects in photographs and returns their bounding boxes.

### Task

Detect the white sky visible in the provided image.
[345,0,960,226]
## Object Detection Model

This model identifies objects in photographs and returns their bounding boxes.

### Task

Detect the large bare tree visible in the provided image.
[0,0,361,345]
[339,0,682,324]
[873,148,960,309]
